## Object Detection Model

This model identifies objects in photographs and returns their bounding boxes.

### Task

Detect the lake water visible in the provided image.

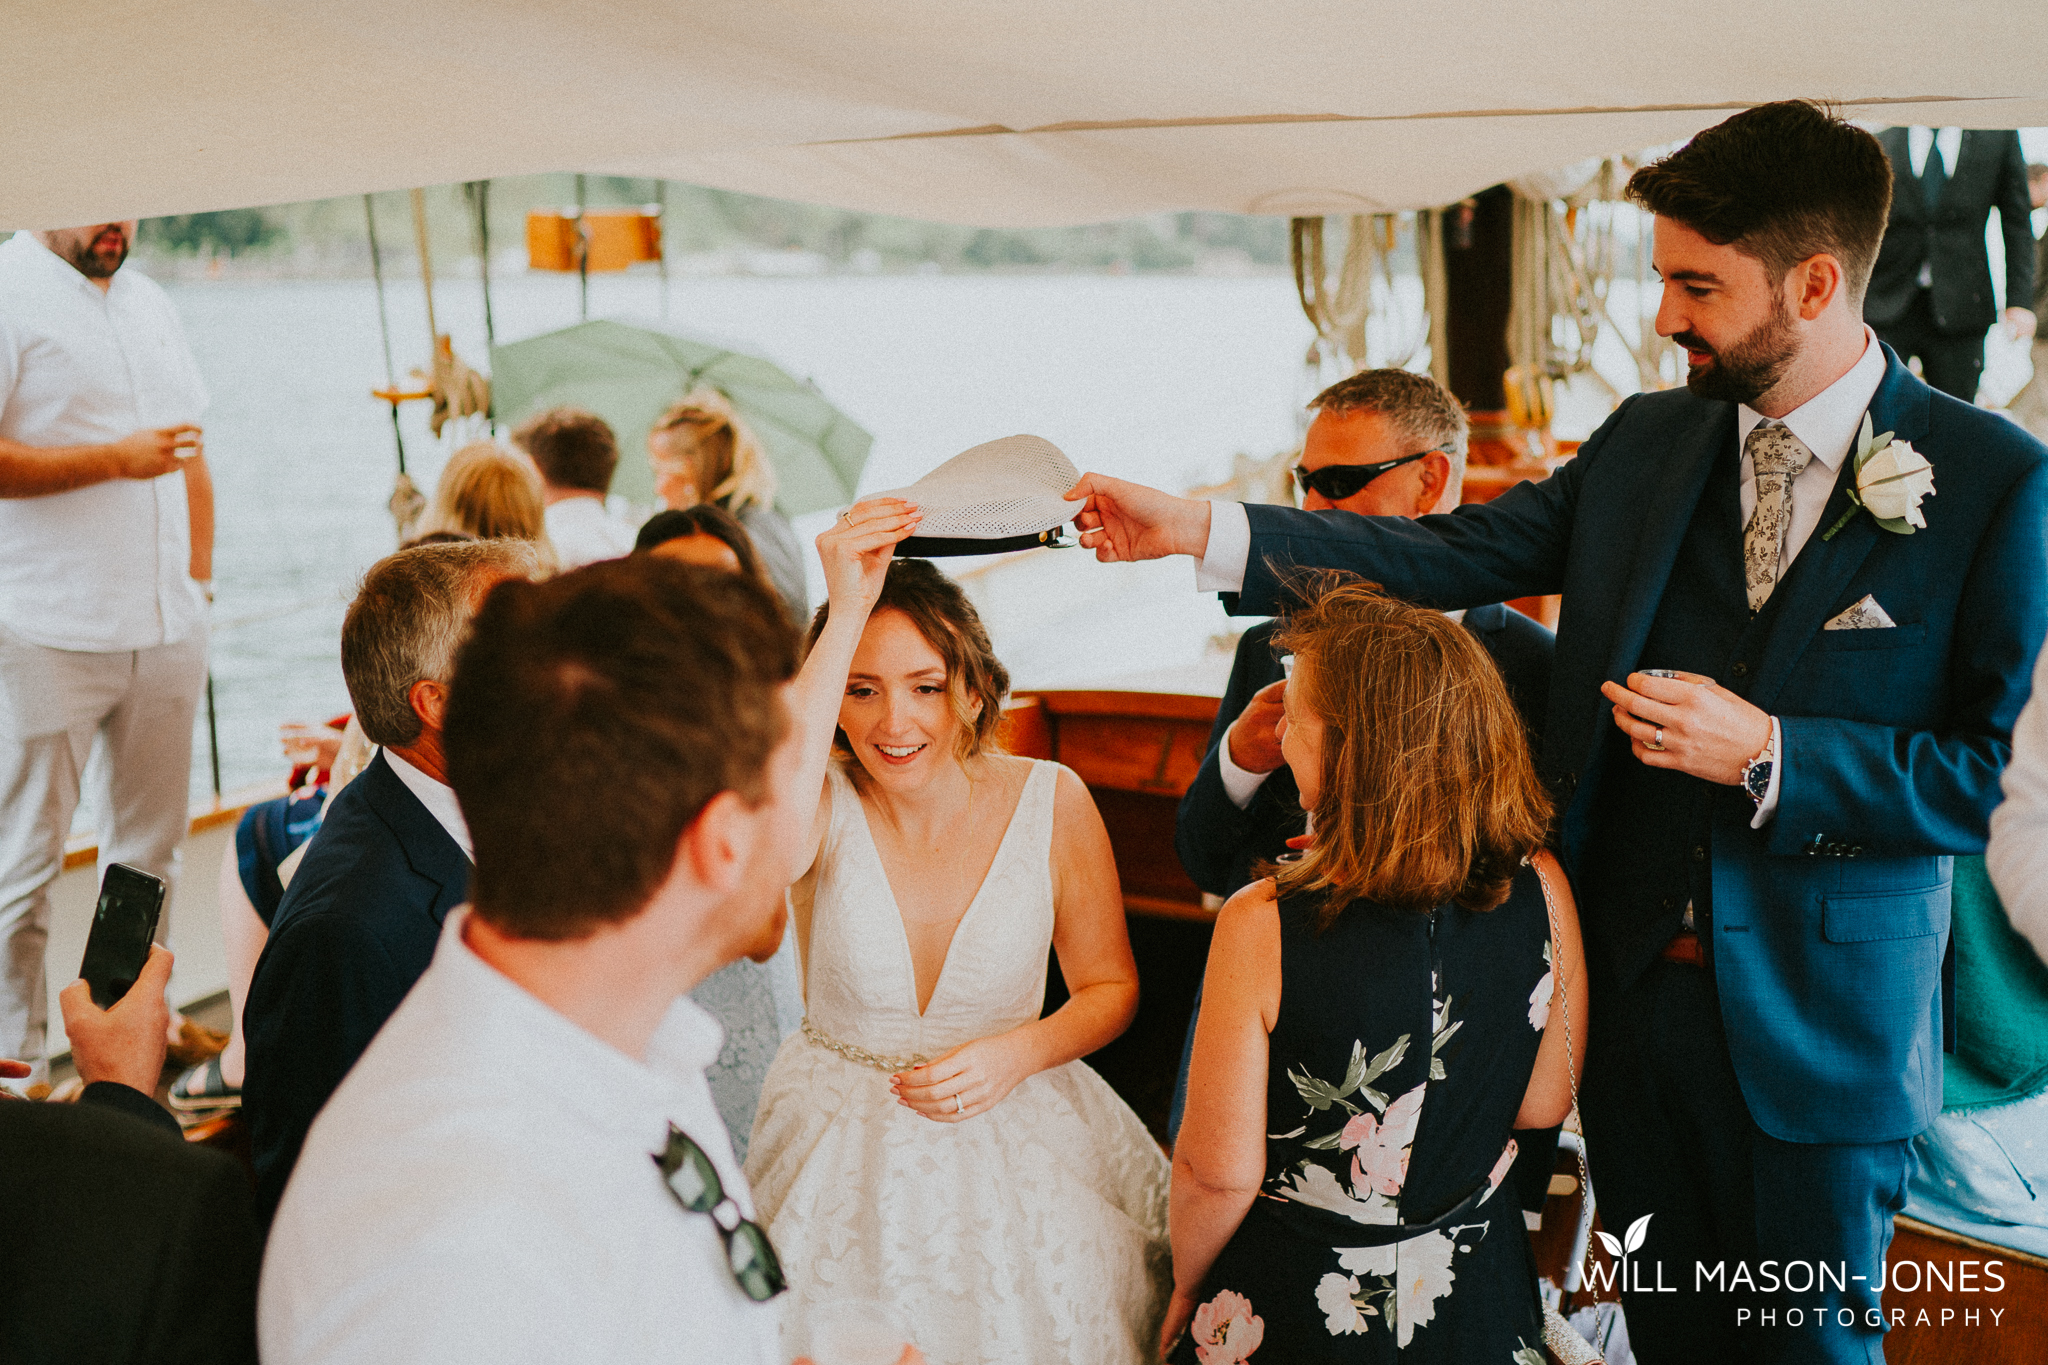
[162,267,2035,804]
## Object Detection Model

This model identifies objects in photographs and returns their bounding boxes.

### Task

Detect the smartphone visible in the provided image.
[79,863,166,1009]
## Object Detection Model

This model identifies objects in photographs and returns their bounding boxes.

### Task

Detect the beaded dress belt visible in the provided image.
[800,1019,930,1073]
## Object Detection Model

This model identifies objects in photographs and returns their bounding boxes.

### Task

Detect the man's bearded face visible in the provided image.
[50,223,133,280]
[1671,283,1800,407]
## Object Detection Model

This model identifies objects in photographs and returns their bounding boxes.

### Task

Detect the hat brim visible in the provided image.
[895,529,1071,558]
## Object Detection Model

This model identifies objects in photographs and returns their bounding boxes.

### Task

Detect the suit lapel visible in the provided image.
[1882,129,1921,222]
[1748,350,1932,712]
[1599,403,1733,686]
[1564,403,1732,787]
[362,752,474,908]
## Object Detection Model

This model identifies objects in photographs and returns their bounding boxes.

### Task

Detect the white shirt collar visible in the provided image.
[1907,127,1963,180]
[1735,326,1888,472]
[7,230,130,301]
[433,907,729,1140]
[382,746,474,860]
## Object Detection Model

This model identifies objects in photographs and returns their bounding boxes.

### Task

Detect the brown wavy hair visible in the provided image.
[806,557,1009,763]
[1272,574,1549,927]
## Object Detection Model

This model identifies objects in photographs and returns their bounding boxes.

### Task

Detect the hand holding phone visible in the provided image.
[60,943,173,1093]
[79,863,166,1009]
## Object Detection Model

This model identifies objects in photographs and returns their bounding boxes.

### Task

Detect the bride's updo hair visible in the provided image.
[808,558,1010,762]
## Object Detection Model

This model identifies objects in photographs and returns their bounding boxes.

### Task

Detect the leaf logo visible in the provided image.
[1590,1214,1653,1289]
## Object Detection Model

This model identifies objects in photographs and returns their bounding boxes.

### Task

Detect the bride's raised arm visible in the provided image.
[782,497,921,884]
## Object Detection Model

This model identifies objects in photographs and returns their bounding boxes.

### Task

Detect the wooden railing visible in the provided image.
[1001,690,1220,923]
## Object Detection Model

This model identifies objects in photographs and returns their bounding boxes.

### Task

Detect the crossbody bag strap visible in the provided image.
[1527,853,1606,1365]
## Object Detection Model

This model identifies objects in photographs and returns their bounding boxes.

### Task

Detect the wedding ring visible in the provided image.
[1648,726,1666,752]
[953,1094,964,1115]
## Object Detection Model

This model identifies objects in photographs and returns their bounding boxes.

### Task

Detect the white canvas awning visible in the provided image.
[9,0,2048,228]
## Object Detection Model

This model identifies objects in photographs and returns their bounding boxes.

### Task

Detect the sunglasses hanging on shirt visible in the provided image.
[654,1123,787,1302]
[1291,448,1444,502]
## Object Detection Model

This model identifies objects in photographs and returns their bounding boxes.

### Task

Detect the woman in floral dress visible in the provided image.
[1165,580,1588,1363]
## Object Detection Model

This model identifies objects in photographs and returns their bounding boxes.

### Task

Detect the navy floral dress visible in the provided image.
[1171,870,1555,1364]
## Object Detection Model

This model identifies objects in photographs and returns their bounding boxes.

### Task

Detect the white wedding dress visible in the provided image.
[745,759,1171,1365]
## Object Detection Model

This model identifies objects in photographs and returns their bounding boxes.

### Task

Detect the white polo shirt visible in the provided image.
[545,494,639,568]
[261,909,784,1365]
[0,232,209,651]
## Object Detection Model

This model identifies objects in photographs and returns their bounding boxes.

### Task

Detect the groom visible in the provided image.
[1068,101,2047,1363]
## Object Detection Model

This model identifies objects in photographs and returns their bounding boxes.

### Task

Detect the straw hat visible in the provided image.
[874,435,1084,556]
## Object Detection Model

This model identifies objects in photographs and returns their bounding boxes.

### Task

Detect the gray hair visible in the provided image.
[341,540,544,747]
[1308,367,1470,510]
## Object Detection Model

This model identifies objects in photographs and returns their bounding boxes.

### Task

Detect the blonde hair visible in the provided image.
[649,388,777,514]
[423,442,550,550]
[1272,574,1550,928]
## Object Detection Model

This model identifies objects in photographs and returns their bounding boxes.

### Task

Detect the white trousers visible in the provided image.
[0,627,207,1078]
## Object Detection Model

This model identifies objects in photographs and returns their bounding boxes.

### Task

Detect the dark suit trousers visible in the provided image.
[1579,959,1914,1365]
[1875,290,1985,403]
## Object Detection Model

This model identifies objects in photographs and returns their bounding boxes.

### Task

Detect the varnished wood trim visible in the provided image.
[1895,1214,2048,1272]
[1125,893,1216,923]
[1028,690,1219,724]
[60,783,288,873]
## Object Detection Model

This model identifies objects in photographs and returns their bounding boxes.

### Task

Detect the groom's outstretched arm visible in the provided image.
[1071,393,1630,616]
[1236,475,1578,616]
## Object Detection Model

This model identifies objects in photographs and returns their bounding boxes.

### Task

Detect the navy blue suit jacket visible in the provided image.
[1176,605,1555,897]
[1232,349,2048,1144]
[242,750,472,1226]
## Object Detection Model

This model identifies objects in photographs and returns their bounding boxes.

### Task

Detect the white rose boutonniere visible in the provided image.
[1822,413,1935,541]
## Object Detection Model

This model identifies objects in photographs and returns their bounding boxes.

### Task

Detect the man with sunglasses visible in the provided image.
[261,560,918,1365]
[1173,367,1554,909]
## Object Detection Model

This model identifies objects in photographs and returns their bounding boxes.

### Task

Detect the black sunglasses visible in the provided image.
[654,1123,787,1301]
[1292,449,1442,501]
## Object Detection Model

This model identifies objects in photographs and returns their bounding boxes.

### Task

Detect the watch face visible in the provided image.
[1745,760,1773,801]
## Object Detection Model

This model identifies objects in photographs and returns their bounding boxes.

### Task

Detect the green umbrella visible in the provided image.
[489,319,873,514]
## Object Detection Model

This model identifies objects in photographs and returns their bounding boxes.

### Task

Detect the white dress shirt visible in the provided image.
[262,909,784,1365]
[382,747,473,859]
[0,232,209,651]
[545,494,639,568]
[1906,127,1963,182]
[1988,647,2048,965]
[1196,331,1889,826]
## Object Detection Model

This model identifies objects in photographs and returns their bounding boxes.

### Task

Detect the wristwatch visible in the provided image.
[1740,727,1776,806]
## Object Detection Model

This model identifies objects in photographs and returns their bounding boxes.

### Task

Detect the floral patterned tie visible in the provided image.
[1742,423,1813,612]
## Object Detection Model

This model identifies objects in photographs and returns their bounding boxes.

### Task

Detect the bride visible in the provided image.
[744,497,1170,1364]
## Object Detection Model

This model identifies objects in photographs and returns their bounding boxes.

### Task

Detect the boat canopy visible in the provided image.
[9,1,2048,228]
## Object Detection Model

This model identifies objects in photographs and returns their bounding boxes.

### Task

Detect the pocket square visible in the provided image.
[1824,594,1896,630]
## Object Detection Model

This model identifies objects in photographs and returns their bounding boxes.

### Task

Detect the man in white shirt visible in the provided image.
[242,539,543,1227]
[513,406,639,567]
[262,559,867,1364]
[0,223,215,1083]
[1065,101,2047,1364]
